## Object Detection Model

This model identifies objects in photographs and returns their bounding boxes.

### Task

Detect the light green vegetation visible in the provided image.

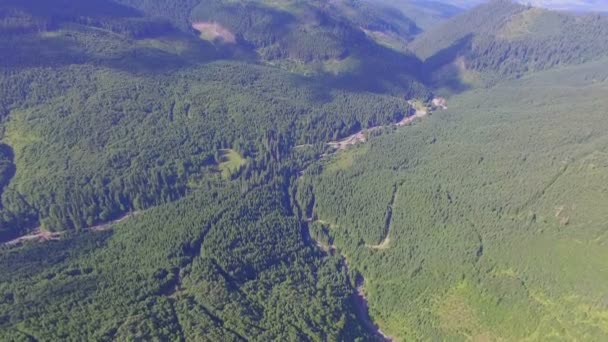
[306,58,608,340]
[218,149,247,179]
[137,36,194,55]
[362,29,409,53]
[2,110,46,193]
[498,7,546,39]
[264,56,361,76]
[409,99,427,112]
[325,143,370,173]
[322,57,361,75]
[3,110,43,153]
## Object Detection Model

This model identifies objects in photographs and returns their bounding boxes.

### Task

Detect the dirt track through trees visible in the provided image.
[3,211,142,247]
[366,185,398,250]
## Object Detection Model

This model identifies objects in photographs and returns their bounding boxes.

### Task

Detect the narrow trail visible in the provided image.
[366,185,398,250]
[3,210,143,247]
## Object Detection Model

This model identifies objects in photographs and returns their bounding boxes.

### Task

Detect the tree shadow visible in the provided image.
[421,34,475,94]
[2,0,141,21]
[320,32,477,97]
[423,34,473,73]
[0,0,237,73]
[0,0,477,92]
[0,144,16,191]
[316,39,427,99]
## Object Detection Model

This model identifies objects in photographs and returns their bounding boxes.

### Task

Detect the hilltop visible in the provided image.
[411,0,608,89]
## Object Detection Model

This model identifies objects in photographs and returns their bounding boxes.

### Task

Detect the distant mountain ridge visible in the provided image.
[411,0,608,87]
[436,0,608,12]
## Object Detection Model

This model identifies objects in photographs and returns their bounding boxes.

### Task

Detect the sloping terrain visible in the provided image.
[411,0,608,88]
[305,58,608,340]
[2,0,608,340]
[190,0,421,60]
[0,0,429,241]
[0,0,429,340]
[372,0,463,31]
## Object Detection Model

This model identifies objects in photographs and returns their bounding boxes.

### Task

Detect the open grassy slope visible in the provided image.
[306,58,608,340]
[218,149,247,179]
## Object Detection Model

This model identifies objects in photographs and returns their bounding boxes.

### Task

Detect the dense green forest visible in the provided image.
[190,0,420,62]
[411,0,608,87]
[304,58,608,340]
[0,180,376,340]
[0,0,428,339]
[371,0,462,30]
[0,0,430,241]
[2,0,608,340]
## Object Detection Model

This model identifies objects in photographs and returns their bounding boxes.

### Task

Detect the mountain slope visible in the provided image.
[411,0,608,87]
[0,0,429,241]
[0,0,428,340]
[306,57,608,340]
[371,0,463,30]
[2,0,608,341]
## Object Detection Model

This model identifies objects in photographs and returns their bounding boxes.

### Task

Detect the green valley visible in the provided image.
[304,58,608,340]
[1,0,607,340]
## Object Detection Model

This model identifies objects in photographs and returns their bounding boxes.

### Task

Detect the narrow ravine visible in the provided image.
[295,177,394,341]
[300,219,393,341]
[292,111,429,340]
[353,275,394,342]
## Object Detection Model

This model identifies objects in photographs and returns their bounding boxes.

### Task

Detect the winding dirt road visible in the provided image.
[326,104,430,152]
[2,211,142,247]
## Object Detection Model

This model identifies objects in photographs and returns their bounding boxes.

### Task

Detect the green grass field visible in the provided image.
[218,149,247,179]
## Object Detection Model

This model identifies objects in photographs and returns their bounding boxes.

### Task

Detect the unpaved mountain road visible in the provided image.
[2,211,142,247]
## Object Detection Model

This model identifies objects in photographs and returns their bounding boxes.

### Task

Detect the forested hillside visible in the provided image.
[0,0,430,242]
[0,0,429,339]
[0,179,378,340]
[411,0,608,86]
[2,0,608,340]
[304,58,608,340]
[371,0,462,30]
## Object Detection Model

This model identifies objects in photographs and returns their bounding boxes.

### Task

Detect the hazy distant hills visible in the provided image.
[437,0,608,11]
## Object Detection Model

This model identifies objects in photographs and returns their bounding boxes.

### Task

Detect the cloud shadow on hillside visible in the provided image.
[421,34,475,94]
